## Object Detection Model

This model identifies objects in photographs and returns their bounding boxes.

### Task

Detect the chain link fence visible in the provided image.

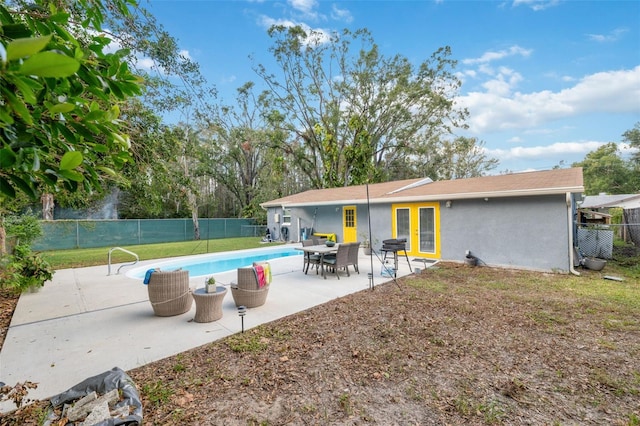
[32,218,258,251]
[577,227,614,259]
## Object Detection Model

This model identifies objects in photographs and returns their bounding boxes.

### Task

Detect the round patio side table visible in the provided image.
[192,286,227,323]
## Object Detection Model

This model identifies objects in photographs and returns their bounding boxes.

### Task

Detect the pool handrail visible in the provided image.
[108,247,139,276]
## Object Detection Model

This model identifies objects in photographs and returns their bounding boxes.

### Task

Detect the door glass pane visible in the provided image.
[419,207,435,253]
[396,208,411,251]
[345,209,355,227]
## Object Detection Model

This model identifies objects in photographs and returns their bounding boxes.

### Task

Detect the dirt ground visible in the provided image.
[1,261,639,425]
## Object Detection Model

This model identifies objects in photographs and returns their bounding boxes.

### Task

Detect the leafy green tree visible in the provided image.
[255,26,469,188]
[386,136,498,181]
[572,142,638,195]
[0,1,142,200]
[1,0,147,257]
[622,121,640,166]
[432,137,498,180]
[200,82,294,219]
[117,100,178,218]
[119,120,203,221]
[2,1,213,231]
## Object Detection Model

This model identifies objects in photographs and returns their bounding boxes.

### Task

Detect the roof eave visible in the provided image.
[260,186,584,208]
[374,187,583,204]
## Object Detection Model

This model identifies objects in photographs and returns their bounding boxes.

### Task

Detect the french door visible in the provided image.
[392,203,440,258]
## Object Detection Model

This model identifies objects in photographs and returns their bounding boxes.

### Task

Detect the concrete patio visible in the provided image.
[0,245,417,413]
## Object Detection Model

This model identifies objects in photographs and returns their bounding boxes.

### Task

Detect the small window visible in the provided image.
[282,208,292,224]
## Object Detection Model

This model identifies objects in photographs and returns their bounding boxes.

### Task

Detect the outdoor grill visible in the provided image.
[381,238,412,275]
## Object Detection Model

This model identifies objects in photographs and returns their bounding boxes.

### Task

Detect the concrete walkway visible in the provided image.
[0,245,416,413]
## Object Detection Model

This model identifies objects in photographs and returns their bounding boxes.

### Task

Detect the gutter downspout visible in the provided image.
[567,192,580,276]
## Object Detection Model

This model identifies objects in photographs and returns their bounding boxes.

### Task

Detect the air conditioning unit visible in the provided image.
[274,213,280,222]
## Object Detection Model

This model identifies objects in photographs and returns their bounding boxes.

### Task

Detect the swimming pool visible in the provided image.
[127,246,302,279]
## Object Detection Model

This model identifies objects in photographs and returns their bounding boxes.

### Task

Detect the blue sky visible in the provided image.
[146,0,640,174]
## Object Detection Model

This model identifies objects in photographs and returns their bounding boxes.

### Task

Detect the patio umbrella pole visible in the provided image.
[366,184,374,290]
[366,183,401,290]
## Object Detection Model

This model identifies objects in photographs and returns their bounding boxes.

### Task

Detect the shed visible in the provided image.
[579,193,640,210]
[578,193,640,246]
[261,168,584,273]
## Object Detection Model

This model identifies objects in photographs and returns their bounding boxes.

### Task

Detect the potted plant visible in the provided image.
[362,239,372,255]
[205,276,216,293]
[360,233,378,255]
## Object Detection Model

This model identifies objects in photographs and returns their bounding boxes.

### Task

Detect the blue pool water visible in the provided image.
[127,246,301,279]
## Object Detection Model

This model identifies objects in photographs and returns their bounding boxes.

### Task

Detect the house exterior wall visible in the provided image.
[439,194,571,272]
[266,204,393,245]
[266,205,345,242]
[357,204,395,250]
[306,205,343,240]
[265,193,574,272]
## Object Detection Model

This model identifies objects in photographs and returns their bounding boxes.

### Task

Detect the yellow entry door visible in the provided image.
[343,206,357,242]
[391,203,440,258]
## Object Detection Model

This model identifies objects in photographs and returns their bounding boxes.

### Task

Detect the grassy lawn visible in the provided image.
[3,242,639,424]
[40,237,282,270]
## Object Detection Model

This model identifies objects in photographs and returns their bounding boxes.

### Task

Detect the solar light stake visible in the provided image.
[238,305,247,333]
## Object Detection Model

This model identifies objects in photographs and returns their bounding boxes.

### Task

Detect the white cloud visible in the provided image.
[487,140,605,160]
[331,4,353,23]
[478,63,495,76]
[102,35,121,55]
[458,66,640,134]
[220,75,237,85]
[288,0,317,14]
[480,67,523,96]
[481,78,512,97]
[136,57,156,71]
[587,27,629,43]
[512,0,561,11]
[259,16,297,29]
[286,0,321,20]
[462,45,532,66]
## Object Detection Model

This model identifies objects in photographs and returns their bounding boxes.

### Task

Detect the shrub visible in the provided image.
[0,214,54,292]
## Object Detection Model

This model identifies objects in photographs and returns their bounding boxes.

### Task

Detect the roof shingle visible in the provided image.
[261,168,584,207]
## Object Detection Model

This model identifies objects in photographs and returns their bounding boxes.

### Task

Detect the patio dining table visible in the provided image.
[295,244,339,279]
